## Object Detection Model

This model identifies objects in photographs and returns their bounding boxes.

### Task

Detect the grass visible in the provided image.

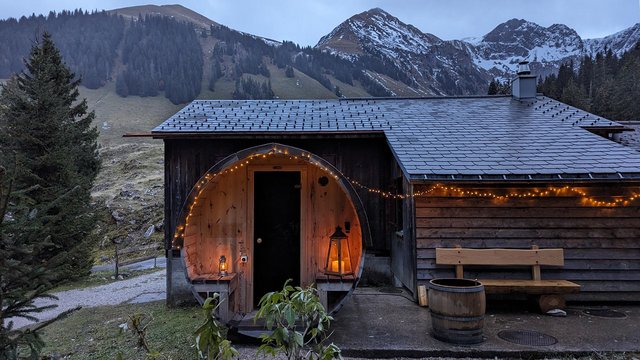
[79,82,182,148]
[36,301,201,360]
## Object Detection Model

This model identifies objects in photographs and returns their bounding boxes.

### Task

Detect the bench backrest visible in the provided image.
[435,245,565,280]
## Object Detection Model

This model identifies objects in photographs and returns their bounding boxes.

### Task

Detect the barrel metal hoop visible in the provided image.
[428,283,484,293]
[430,312,485,322]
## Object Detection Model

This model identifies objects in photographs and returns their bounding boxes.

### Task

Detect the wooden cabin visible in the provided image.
[145,72,640,323]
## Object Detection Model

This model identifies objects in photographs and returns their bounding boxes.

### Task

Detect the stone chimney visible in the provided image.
[511,61,537,99]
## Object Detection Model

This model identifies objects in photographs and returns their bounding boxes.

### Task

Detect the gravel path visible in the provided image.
[9,269,166,329]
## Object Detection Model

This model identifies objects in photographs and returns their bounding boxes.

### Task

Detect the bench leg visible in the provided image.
[217,291,230,323]
[318,289,329,311]
[537,295,566,313]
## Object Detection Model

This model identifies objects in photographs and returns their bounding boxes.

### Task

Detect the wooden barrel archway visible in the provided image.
[172,143,370,320]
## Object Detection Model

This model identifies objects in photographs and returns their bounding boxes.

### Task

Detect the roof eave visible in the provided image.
[125,131,386,139]
[409,172,640,184]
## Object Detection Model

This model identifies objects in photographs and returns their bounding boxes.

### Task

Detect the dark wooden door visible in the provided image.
[253,171,301,307]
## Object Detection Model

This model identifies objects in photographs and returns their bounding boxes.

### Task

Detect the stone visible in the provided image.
[144,225,155,238]
[111,210,124,223]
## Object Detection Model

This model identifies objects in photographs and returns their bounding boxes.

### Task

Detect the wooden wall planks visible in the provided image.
[414,184,640,300]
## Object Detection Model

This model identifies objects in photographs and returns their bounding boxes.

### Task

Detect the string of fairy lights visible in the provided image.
[171,146,640,249]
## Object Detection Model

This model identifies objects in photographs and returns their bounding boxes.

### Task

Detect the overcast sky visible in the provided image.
[1,0,639,46]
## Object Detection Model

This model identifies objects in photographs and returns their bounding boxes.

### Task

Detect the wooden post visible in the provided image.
[114,243,119,278]
[538,295,566,313]
[455,245,464,279]
[418,285,428,307]
[318,289,329,311]
[531,245,541,281]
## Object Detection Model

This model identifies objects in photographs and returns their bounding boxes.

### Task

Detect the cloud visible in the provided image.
[1,0,638,45]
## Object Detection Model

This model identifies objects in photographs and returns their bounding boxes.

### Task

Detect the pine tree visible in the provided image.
[285,65,295,78]
[560,78,589,110]
[487,79,498,95]
[0,160,58,358]
[0,32,100,282]
[115,73,129,97]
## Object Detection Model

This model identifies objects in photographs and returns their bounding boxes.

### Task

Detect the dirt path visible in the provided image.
[9,270,166,329]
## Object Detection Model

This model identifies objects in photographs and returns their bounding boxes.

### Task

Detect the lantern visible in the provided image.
[324,226,353,276]
[218,255,228,276]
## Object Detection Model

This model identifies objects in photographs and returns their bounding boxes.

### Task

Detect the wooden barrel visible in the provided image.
[428,278,486,344]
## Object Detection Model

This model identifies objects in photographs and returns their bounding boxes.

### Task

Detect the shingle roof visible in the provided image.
[152,96,640,180]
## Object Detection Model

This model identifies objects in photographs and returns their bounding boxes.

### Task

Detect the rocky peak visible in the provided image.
[585,23,640,56]
[482,18,581,49]
[471,18,584,77]
[316,7,441,59]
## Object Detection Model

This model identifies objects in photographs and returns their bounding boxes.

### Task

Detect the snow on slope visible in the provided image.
[469,19,583,76]
[584,23,640,56]
[317,8,441,60]
[317,9,640,95]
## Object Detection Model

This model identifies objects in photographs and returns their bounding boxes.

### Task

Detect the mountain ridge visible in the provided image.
[1,5,638,101]
[107,4,219,28]
[315,8,640,95]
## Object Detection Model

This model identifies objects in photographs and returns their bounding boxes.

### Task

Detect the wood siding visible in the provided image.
[181,156,362,312]
[164,138,395,255]
[415,184,640,301]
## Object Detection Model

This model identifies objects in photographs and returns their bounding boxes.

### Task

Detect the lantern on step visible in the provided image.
[218,255,228,276]
[324,226,353,276]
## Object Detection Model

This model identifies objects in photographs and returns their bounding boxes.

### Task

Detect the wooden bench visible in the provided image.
[190,273,238,323]
[316,275,356,313]
[435,245,580,312]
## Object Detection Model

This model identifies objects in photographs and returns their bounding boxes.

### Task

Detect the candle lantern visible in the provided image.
[218,255,228,276]
[324,226,353,276]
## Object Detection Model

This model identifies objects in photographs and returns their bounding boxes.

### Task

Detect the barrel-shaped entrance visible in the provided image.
[172,144,369,318]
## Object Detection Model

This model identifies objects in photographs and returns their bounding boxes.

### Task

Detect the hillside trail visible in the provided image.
[8,269,166,329]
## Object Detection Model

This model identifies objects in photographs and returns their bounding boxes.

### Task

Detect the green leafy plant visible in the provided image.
[255,280,342,360]
[194,294,238,360]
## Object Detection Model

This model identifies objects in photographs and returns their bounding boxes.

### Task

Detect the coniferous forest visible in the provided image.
[3,10,640,110]
[0,12,404,103]
[0,10,125,89]
[116,14,203,104]
[538,43,640,121]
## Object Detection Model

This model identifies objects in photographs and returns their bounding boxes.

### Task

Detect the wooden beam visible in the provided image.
[531,245,541,280]
[436,247,565,266]
[480,279,581,295]
[417,285,428,307]
[128,131,386,139]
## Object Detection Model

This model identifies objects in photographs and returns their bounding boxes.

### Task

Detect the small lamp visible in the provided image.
[324,226,353,276]
[218,255,228,276]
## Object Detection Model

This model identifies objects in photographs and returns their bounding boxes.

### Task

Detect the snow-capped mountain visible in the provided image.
[317,8,440,60]
[316,8,491,96]
[316,9,640,95]
[585,23,640,57]
[468,19,584,78]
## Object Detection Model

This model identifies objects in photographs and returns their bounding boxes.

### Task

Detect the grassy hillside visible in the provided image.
[109,4,220,29]
[80,82,182,147]
[80,82,175,263]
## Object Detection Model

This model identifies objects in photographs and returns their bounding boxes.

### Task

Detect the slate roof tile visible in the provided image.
[152,96,640,179]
